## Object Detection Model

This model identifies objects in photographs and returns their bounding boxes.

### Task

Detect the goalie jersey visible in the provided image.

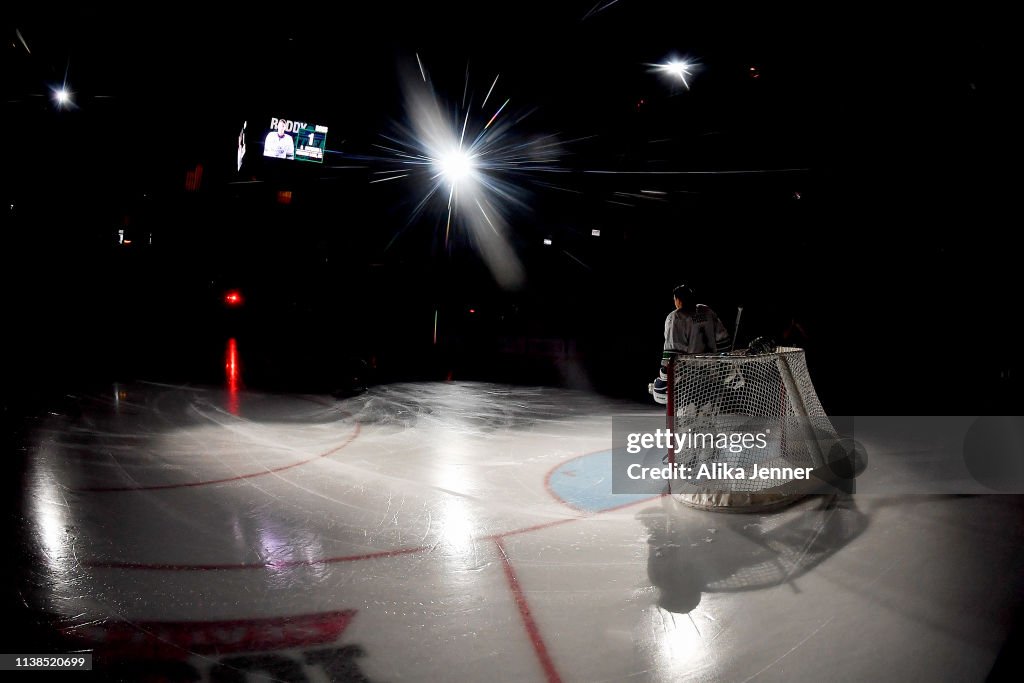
[664,304,730,354]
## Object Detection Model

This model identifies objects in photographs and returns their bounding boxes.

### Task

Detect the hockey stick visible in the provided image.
[729,306,744,352]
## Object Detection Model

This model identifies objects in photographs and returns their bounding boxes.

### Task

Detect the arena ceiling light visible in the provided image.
[436,148,476,187]
[653,58,697,89]
[52,86,72,108]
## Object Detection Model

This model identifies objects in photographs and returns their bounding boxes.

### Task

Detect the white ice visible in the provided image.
[19,381,1024,682]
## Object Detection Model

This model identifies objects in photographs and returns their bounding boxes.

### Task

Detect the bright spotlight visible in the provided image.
[379,59,566,289]
[437,149,474,185]
[665,61,690,77]
[655,59,696,89]
[52,87,72,108]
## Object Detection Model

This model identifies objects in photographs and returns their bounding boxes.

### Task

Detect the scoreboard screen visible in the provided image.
[263,117,328,164]
[295,123,328,162]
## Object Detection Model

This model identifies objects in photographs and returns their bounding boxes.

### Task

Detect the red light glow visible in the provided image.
[225,290,243,306]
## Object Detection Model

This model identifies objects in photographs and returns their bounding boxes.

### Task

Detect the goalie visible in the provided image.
[650,284,731,405]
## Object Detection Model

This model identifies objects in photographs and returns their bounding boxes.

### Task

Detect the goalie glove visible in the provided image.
[745,336,777,356]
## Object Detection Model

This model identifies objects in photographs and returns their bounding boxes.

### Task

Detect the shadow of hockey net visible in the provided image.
[666,347,837,512]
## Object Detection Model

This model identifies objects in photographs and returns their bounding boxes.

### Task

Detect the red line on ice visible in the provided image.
[81,449,649,570]
[75,423,361,492]
[542,448,602,512]
[494,537,564,683]
[83,543,428,571]
[484,517,578,540]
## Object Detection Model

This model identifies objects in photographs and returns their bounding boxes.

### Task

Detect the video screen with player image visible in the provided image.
[263,116,328,163]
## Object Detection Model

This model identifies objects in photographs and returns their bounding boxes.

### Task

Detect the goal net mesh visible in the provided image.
[668,347,836,511]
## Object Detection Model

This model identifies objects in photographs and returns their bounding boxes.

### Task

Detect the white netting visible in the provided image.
[668,347,836,511]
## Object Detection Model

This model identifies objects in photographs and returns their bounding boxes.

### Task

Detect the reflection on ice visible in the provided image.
[225,337,241,416]
[13,381,1024,681]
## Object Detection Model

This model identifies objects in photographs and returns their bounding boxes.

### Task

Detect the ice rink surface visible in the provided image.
[16,381,1024,681]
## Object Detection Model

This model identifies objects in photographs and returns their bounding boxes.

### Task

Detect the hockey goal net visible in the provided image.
[666,347,836,512]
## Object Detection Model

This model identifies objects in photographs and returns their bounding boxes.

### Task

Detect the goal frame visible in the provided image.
[664,347,834,512]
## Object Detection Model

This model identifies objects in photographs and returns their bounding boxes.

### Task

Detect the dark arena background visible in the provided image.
[3,4,1022,682]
